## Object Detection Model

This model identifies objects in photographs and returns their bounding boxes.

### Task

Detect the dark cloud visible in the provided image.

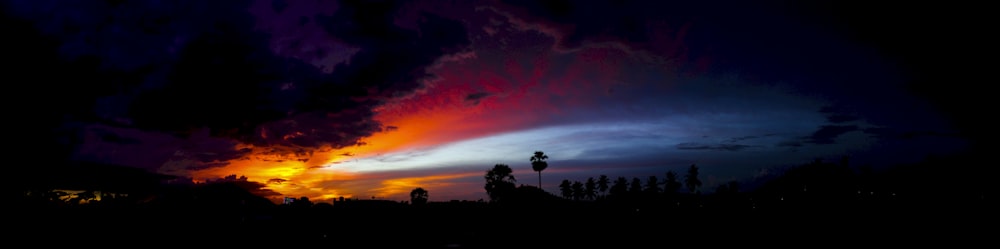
[806,125,858,144]
[863,127,960,140]
[776,141,803,148]
[729,135,759,142]
[727,134,776,143]
[270,0,289,13]
[819,106,860,123]
[464,92,493,105]
[676,143,755,152]
[826,114,860,123]
[232,180,283,197]
[93,129,142,145]
[493,0,691,53]
[3,0,470,165]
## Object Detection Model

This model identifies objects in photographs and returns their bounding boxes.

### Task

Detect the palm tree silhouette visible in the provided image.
[685,164,702,194]
[597,175,610,197]
[644,175,661,194]
[585,177,598,200]
[629,177,643,193]
[572,181,585,201]
[663,171,682,194]
[610,177,629,197]
[559,179,573,199]
[530,151,549,189]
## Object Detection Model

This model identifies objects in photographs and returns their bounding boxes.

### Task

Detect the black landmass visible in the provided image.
[10,150,995,248]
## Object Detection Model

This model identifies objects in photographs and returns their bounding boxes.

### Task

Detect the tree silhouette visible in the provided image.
[572,181,585,201]
[685,164,702,194]
[663,171,682,194]
[559,179,573,199]
[530,151,549,189]
[610,177,629,197]
[410,187,429,205]
[597,175,610,197]
[585,177,598,200]
[644,176,661,194]
[484,164,517,203]
[629,177,643,193]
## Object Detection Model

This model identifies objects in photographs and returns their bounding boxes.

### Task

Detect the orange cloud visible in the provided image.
[185,44,639,204]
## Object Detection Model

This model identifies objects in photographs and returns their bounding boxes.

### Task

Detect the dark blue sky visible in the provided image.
[5,0,987,202]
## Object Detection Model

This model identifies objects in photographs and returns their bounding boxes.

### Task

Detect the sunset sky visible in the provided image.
[6,0,984,203]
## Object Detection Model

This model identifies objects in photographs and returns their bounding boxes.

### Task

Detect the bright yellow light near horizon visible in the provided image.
[373,172,480,200]
[319,193,353,200]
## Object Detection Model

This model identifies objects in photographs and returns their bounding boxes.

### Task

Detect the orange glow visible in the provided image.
[372,172,481,199]
[189,77,528,203]
[184,47,619,203]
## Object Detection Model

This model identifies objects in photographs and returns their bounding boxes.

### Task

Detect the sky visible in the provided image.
[6,0,987,203]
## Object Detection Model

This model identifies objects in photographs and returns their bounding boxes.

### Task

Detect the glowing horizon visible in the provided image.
[15,0,970,205]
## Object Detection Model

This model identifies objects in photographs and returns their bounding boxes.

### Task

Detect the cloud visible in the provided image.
[726,134,777,143]
[4,0,471,168]
[806,125,859,144]
[863,127,961,140]
[464,92,493,105]
[676,142,755,151]
[826,114,860,123]
[478,0,697,70]
[819,106,860,123]
[776,140,803,148]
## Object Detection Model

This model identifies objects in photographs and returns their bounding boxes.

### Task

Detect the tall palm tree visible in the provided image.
[571,181,585,201]
[629,177,643,193]
[644,175,661,194]
[559,179,573,199]
[610,177,629,197]
[530,151,549,189]
[685,164,702,194]
[584,177,597,200]
[663,171,682,194]
[597,175,610,197]
[485,164,517,202]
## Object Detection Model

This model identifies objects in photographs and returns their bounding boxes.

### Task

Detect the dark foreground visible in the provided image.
[12,202,994,248]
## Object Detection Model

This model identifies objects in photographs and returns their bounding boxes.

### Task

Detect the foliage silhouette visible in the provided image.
[484,164,517,203]
[410,187,429,205]
[610,176,629,197]
[597,175,611,197]
[685,164,702,194]
[664,171,682,194]
[645,176,661,194]
[530,151,549,189]
[559,179,573,199]
[572,181,585,201]
[585,177,598,200]
[629,177,643,193]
